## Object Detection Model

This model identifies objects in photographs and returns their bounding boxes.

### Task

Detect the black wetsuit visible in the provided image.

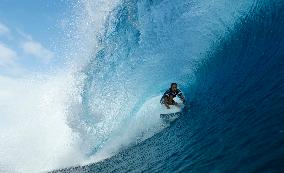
[160,88,184,104]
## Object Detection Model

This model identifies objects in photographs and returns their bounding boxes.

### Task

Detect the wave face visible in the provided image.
[57,0,284,172]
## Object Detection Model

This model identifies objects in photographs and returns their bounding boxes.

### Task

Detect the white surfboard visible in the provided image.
[134,95,184,123]
[159,96,185,121]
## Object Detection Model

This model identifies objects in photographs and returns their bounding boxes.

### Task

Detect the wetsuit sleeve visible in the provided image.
[163,90,171,97]
[177,89,184,98]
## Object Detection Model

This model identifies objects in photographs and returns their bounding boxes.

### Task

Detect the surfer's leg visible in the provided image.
[164,96,171,109]
[168,95,174,105]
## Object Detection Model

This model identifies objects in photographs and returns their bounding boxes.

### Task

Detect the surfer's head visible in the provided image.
[171,83,177,92]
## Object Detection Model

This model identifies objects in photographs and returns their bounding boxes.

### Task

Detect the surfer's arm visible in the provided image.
[161,94,171,109]
[164,101,170,109]
[177,91,185,103]
[160,90,169,103]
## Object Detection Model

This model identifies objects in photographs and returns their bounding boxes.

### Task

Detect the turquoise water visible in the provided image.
[53,0,284,172]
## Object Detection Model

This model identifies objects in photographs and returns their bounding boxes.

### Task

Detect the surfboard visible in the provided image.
[160,97,185,122]
[134,95,185,123]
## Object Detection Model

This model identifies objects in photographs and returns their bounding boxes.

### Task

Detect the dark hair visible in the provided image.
[171,83,177,87]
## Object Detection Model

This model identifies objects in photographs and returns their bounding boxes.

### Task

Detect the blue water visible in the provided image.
[54,0,284,172]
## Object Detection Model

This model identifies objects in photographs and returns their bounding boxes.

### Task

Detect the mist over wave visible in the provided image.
[0,0,120,172]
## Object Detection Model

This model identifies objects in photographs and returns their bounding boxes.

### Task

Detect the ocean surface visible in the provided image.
[52,0,284,172]
[1,0,283,172]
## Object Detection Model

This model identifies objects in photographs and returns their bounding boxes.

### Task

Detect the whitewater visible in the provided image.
[1,0,284,173]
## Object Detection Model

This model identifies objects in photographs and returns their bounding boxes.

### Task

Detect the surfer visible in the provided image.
[160,83,185,109]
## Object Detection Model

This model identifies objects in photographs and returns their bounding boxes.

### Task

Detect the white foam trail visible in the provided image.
[84,96,183,164]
